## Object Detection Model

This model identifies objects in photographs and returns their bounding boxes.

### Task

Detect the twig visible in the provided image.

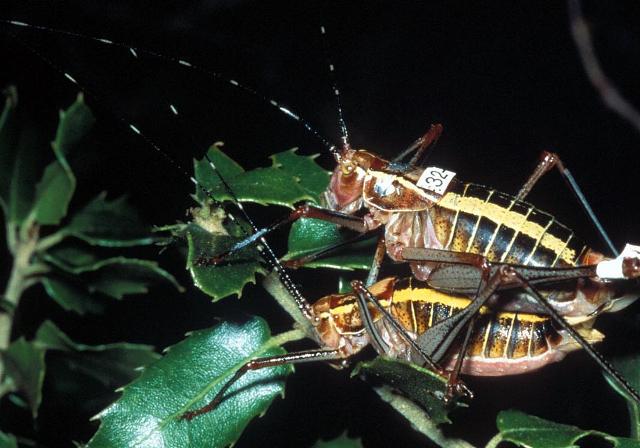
[568,0,640,134]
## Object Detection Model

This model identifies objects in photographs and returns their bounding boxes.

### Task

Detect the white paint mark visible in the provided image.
[320,26,326,34]
[329,64,335,72]
[10,21,28,27]
[169,104,178,115]
[129,124,141,135]
[270,100,278,106]
[64,73,77,84]
[129,47,138,58]
[98,38,113,44]
[279,106,299,120]
[178,59,192,67]
[230,79,239,86]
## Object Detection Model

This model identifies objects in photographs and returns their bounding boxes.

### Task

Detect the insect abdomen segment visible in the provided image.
[433,182,588,267]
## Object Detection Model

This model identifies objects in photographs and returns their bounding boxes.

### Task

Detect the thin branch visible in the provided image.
[568,0,640,134]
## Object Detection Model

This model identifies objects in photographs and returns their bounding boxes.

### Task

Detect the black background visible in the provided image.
[2,1,640,447]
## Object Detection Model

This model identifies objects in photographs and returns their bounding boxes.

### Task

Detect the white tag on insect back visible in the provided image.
[596,243,640,279]
[417,166,456,195]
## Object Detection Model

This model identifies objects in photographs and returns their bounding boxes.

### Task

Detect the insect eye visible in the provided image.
[341,162,355,175]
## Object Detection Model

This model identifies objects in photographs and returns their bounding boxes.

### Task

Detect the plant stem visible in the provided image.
[628,400,640,440]
[0,223,39,388]
[484,434,504,448]
[262,272,316,339]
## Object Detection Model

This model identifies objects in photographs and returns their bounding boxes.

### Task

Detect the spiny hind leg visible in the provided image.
[517,150,617,256]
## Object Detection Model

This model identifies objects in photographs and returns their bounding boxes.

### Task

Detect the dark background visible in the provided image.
[2,1,640,447]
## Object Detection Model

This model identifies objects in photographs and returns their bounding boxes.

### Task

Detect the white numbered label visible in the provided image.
[417,166,456,195]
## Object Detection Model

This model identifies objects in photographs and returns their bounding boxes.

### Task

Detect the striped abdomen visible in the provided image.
[430,182,589,267]
[386,278,602,375]
[313,277,601,376]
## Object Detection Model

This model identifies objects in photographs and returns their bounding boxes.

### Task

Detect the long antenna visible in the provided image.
[1,19,335,152]
[319,25,350,152]
[4,27,315,320]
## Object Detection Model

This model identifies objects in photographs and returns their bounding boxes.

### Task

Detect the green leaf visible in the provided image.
[493,410,640,448]
[0,431,17,448]
[34,321,160,418]
[85,258,182,299]
[87,317,295,448]
[284,218,375,270]
[373,386,473,448]
[32,93,94,225]
[42,242,104,273]
[314,432,362,448]
[269,149,330,200]
[605,354,640,439]
[65,193,157,246]
[186,222,264,300]
[353,357,461,425]
[194,145,324,208]
[2,337,46,417]
[7,114,47,225]
[41,276,107,314]
[36,320,158,379]
[41,254,181,313]
[0,86,19,215]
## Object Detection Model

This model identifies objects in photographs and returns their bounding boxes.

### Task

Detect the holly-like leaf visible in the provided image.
[0,431,17,448]
[314,432,363,448]
[64,193,157,246]
[194,145,325,208]
[493,410,640,448]
[2,337,46,417]
[6,111,47,226]
[32,93,94,225]
[41,276,107,315]
[284,218,375,270]
[42,242,104,273]
[87,317,295,448]
[269,149,330,200]
[34,321,159,417]
[41,251,181,313]
[0,86,19,215]
[354,357,462,425]
[605,354,640,441]
[84,258,182,299]
[186,222,264,300]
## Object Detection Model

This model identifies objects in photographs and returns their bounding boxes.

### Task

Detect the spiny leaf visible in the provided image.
[0,86,19,216]
[194,145,327,208]
[270,149,330,200]
[2,337,46,418]
[42,257,182,314]
[34,321,159,417]
[353,357,462,426]
[32,93,94,225]
[87,317,294,448]
[373,386,473,448]
[65,192,158,246]
[41,276,106,315]
[185,221,264,301]
[85,258,182,298]
[494,410,640,448]
[41,252,181,313]
[43,242,105,273]
[6,107,47,226]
